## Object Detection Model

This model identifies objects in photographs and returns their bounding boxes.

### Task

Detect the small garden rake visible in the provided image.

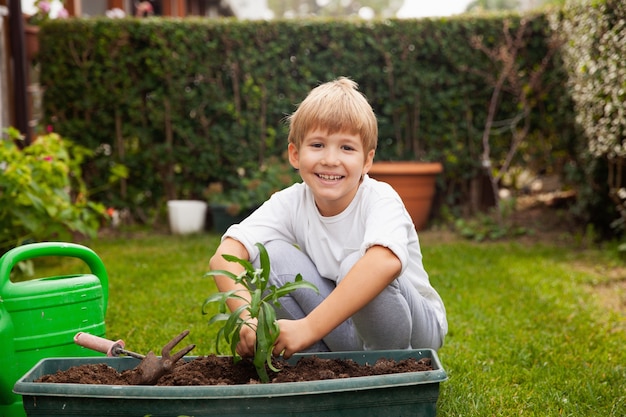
[74,330,195,385]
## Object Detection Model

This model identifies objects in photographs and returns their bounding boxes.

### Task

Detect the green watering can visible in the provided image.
[0,242,108,417]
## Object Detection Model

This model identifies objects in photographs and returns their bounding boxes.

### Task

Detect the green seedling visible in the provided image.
[202,242,318,383]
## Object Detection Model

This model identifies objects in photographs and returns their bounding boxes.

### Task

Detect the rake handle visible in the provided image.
[74,332,144,359]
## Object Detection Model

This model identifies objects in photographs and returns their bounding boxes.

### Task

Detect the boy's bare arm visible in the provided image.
[209,237,250,311]
[274,245,402,357]
[209,238,259,357]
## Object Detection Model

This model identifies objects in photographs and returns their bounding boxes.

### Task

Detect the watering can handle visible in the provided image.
[0,242,109,315]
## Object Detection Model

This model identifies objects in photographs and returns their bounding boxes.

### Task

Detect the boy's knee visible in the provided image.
[263,240,297,254]
[252,240,295,265]
[337,251,361,283]
[253,240,309,278]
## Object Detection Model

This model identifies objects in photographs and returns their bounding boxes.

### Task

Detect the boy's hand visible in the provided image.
[238,318,318,359]
[236,319,258,357]
[272,318,318,359]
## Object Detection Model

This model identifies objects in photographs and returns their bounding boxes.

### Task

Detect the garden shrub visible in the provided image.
[552,0,626,236]
[37,13,577,223]
[0,128,107,256]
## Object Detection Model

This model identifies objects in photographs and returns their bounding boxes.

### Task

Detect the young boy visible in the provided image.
[209,77,447,359]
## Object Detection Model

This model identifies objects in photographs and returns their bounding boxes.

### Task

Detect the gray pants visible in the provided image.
[254,240,443,352]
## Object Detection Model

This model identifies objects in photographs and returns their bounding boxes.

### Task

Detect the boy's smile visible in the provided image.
[289,129,375,217]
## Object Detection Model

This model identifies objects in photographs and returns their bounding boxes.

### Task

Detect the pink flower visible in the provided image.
[38,1,51,14]
[46,125,53,133]
[43,156,53,161]
[57,8,69,19]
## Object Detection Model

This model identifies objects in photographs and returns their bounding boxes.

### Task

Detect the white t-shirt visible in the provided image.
[223,174,447,332]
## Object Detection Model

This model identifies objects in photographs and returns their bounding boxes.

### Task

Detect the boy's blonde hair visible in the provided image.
[287,77,378,153]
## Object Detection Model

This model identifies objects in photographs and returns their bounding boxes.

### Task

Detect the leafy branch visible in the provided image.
[202,242,318,383]
[468,17,563,216]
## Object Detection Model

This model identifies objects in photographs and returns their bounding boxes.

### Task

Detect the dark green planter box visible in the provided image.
[14,349,446,417]
[209,204,254,233]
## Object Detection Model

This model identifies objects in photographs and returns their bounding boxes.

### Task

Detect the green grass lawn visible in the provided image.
[24,230,626,416]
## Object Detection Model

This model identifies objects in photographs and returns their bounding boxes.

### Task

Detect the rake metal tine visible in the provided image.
[170,343,196,363]
[161,329,195,362]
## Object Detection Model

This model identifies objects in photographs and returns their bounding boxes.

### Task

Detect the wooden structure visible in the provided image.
[64,0,235,18]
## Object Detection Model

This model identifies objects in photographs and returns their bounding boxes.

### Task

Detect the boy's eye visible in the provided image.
[342,145,355,151]
[310,143,323,148]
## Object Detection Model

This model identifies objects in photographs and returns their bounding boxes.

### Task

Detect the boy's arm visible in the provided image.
[274,245,402,358]
[209,237,257,356]
[209,237,249,305]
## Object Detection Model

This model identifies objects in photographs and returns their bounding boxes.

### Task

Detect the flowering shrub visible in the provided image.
[27,0,68,26]
[0,128,106,256]
[105,8,126,19]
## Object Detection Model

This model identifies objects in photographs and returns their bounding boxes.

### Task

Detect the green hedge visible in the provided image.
[552,0,626,236]
[38,13,577,221]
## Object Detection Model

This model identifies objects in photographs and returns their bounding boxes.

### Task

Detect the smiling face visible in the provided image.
[289,129,375,217]
[286,78,379,215]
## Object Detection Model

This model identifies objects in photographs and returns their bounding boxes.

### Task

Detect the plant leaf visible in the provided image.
[204,269,238,280]
[255,242,271,283]
[221,254,255,273]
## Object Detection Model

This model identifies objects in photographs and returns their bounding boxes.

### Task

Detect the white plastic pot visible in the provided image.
[167,200,208,235]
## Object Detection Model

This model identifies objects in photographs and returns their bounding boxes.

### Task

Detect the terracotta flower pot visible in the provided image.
[368,162,443,231]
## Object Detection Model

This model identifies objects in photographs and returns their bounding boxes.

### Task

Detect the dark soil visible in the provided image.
[35,355,433,386]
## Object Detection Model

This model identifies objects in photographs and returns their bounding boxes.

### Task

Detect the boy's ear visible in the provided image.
[288,143,300,169]
[362,149,375,175]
